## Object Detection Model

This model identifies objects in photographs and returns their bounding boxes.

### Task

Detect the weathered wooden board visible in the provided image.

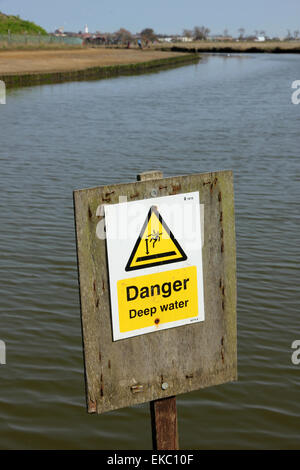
[150,396,178,450]
[74,171,237,414]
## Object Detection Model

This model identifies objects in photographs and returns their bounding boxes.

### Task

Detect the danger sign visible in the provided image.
[125,205,187,271]
[74,170,237,414]
[118,266,198,333]
[105,192,205,341]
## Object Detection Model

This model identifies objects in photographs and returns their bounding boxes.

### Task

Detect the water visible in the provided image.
[0,54,299,449]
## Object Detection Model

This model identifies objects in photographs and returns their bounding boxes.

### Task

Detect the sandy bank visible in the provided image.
[0,48,199,88]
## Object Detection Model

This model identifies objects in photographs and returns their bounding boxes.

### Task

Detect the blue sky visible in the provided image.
[0,0,299,36]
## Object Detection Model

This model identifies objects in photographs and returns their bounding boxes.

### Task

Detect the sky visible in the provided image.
[0,0,300,37]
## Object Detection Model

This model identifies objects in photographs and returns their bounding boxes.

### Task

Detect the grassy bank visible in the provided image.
[0,11,47,35]
[156,40,300,54]
[1,52,200,88]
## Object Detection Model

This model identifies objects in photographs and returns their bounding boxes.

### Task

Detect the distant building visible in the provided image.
[211,35,233,41]
[157,36,182,43]
[180,36,193,42]
[157,37,173,43]
[255,36,266,42]
[84,24,89,34]
[54,27,66,36]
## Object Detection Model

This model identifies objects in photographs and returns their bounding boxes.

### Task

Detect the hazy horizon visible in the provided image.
[0,0,300,37]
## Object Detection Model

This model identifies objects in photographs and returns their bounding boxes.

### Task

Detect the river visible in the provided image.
[0,53,299,449]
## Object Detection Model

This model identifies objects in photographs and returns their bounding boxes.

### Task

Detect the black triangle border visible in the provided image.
[125,205,187,272]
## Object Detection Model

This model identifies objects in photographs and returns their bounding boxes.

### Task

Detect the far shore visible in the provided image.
[0,48,200,88]
[2,39,299,89]
[154,40,300,54]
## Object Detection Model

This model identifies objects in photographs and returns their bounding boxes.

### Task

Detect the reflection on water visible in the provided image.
[0,54,299,449]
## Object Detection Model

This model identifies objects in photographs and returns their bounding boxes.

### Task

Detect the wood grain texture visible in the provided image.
[73,170,237,414]
[150,397,178,450]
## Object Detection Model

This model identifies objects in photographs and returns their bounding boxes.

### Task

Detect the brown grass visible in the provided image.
[0,48,188,75]
[154,40,300,53]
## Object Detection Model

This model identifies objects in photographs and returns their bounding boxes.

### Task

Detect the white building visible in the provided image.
[181,36,193,42]
[84,24,89,34]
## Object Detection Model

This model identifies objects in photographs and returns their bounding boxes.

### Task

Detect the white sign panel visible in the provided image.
[105,192,205,341]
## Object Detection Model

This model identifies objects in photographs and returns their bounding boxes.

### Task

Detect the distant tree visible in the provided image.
[182,29,193,38]
[193,25,210,40]
[113,28,133,44]
[105,32,114,44]
[140,28,157,41]
[238,27,245,39]
[259,30,266,36]
[286,29,292,40]
[294,30,300,39]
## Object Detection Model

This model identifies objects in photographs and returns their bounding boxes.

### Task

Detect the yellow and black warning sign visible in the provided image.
[125,206,187,271]
[104,192,204,341]
[117,266,198,333]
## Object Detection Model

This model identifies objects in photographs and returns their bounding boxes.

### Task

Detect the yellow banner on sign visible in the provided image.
[117,266,198,333]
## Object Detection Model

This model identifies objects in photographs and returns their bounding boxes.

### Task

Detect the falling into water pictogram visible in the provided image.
[125,206,187,271]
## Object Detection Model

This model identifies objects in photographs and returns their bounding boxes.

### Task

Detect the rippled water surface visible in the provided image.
[0,54,299,449]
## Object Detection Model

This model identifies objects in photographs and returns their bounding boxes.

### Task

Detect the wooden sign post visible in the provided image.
[74,170,237,450]
[138,171,179,451]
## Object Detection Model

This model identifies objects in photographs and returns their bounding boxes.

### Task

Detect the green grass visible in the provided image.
[0,11,47,35]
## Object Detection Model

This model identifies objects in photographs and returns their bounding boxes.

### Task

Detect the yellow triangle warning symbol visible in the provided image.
[125,206,187,271]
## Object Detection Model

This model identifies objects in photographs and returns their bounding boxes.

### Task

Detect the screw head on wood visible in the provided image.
[161,382,169,390]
